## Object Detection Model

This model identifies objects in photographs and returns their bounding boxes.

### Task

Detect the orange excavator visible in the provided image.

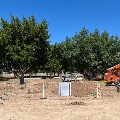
[104,63,120,85]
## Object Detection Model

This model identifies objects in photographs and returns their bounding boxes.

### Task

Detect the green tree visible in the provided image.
[60,36,75,73]
[45,43,62,77]
[100,31,120,70]
[72,28,90,73]
[0,15,50,84]
[69,28,120,79]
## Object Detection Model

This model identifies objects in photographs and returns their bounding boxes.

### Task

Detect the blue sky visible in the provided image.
[0,0,120,44]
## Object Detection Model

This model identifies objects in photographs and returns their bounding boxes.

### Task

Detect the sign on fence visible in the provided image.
[59,82,71,96]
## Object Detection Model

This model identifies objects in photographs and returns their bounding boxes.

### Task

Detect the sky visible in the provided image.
[0,0,120,44]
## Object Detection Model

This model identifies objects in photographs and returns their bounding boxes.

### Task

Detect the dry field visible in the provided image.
[0,75,120,120]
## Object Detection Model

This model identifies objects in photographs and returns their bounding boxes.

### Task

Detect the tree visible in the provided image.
[44,43,62,77]
[0,15,50,84]
[100,31,120,69]
[68,28,120,79]
[59,36,76,73]
[72,28,90,73]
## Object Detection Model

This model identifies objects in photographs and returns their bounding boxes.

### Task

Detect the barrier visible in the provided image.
[97,84,101,98]
[0,80,101,99]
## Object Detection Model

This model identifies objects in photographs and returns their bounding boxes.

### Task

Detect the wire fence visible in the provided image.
[0,79,118,100]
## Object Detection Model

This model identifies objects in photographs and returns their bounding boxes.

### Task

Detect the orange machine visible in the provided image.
[104,63,120,84]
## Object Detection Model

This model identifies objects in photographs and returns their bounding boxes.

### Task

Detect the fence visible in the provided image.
[0,79,99,98]
[0,81,59,98]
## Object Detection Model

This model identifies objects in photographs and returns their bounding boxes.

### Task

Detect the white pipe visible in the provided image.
[42,83,45,98]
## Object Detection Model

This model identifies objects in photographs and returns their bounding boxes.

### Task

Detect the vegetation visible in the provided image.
[0,15,120,83]
[53,28,120,79]
[0,15,50,84]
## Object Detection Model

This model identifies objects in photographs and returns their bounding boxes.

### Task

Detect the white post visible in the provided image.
[42,83,45,98]
[97,84,101,98]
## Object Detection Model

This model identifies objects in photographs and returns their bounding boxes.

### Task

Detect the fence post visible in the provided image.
[40,83,47,99]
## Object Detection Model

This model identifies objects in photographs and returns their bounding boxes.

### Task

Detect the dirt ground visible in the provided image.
[0,76,120,120]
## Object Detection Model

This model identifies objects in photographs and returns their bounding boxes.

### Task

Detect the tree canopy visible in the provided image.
[0,15,120,81]
[50,28,120,79]
[0,15,50,84]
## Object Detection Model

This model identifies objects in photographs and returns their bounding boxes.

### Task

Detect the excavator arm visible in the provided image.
[107,64,120,71]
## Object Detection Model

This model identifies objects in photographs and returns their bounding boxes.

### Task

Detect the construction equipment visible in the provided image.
[104,63,120,85]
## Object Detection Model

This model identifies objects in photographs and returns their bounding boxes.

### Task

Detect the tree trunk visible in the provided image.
[20,71,25,85]
[58,72,59,76]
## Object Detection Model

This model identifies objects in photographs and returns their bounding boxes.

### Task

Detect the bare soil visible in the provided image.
[0,76,120,120]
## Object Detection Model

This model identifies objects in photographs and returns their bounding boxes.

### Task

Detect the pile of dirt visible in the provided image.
[71,80,97,97]
[70,101,86,105]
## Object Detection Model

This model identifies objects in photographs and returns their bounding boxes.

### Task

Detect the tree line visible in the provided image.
[47,28,120,80]
[0,15,120,84]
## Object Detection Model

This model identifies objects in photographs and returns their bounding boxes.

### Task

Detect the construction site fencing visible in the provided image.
[0,79,100,98]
